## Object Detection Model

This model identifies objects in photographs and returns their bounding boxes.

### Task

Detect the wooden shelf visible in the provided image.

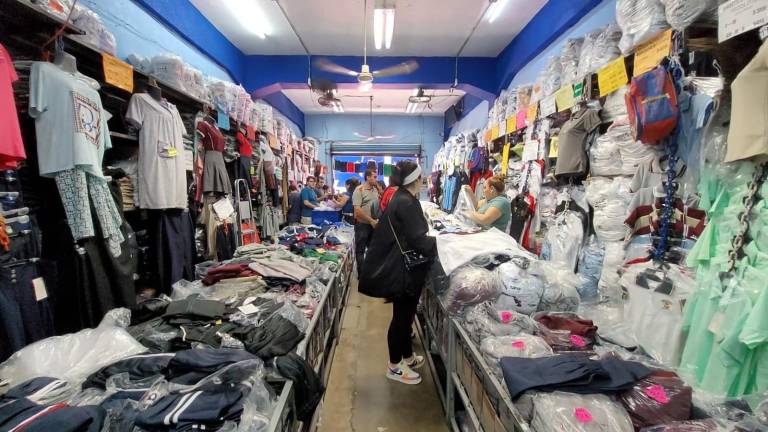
[109,131,138,141]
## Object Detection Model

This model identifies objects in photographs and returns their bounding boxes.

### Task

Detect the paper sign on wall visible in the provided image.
[498,118,507,137]
[527,104,538,124]
[522,140,539,162]
[719,0,768,42]
[491,125,500,140]
[516,110,527,130]
[483,129,492,143]
[555,85,575,112]
[540,95,557,117]
[217,111,230,131]
[501,142,511,175]
[506,116,516,133]
[634,29,672,76]
[598,57,629,96]
[101,54,133,93]
[549,136,559,158]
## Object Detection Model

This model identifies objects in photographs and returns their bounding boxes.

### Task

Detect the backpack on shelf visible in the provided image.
[625,66,678,144]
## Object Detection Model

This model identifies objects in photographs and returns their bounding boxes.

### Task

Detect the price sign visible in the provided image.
[501,142,511,175]
[549,136,559,158]
[527,104,538,124]
[506,116,516,133]
[719,0,768,42]
[634,29,672,76]
[491,125,500,140]
[516,110,527,130]
[522,140,539,162]
[554,85,575,112]
[598,57,629,96]
[101,54,133,93]
[540,95,557,117]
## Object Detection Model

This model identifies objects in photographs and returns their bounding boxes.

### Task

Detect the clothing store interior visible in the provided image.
[1,0,768,431]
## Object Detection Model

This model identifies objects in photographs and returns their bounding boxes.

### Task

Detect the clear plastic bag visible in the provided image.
[542,211,585,271]
[494,260,544,314]
[151,54,187,90]
[462,302,539,344]
[592,24,623,71]
[480,335,553,380]
[531,392,634,432]
[454,187,478,227]
[619,371,693,429]
[531,261,580,312]
[542,56,563,97]
[0,309,146,388]
[597,241,627,305]
[560,38,584,85]
[171,279,212,300]
[576,237,605,302]
[659,0,718,30]
[577,31,601,78]
[616,0,670,54]
[443,266,503,315]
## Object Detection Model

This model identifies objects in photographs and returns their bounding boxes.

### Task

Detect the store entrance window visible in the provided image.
[331,155,418,193]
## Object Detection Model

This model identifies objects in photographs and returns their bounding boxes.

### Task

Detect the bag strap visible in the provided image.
[388,216,406,255]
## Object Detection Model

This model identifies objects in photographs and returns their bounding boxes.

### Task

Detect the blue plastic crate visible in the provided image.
[311,210,340,226]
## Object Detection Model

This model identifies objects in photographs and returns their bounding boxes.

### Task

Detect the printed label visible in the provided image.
[719,0,768,42]
[32,277,48,302]
[570,334,587,347]
[574,407,593,423]
[645,384,670,404]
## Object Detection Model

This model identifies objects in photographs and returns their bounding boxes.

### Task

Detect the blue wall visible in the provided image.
[305,114,444,174]
[449,100,489,137]
[80,0,235,81]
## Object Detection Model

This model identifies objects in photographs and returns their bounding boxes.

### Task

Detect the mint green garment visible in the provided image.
[477,196,511,232]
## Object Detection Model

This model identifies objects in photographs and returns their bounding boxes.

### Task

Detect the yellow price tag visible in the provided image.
[634,29,672,76]
[102,54,134,93]
[598,57,629,96]
[501,142,511,176]
[491,125,500,140]
[527,104,538,124]
[554,86,575,112]
[166,147,178,158]
[506,116,516,133]
[549,136,559,158]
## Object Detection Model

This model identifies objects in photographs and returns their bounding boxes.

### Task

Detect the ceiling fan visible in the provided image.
[310,78,344,112]
[313,0,418,90]
[406,88,463,113]
[333,95,396,143]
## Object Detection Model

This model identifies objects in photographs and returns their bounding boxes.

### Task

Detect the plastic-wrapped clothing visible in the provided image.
[577,30,601,78]
[542,56,562,97]
[590,131,625,176]
[530,392,634,432]
[164,349,258,385]
[560,38,584,85]
[82,353,174,389]
[0,309,145,389]
[494,260,544,315]
[576,238,604,301]
[443,266,502,315]
[462,303,539,344]
[592,23,623,71]
[616,0,670,54]
[659,0,717,30]
[0,398,106,432]
[602,86,630,123]
[639,419,730,431]
[436,228,532,276]
[532,261,581,313]
[0,377,75,405]
[619,370,693,429]
[454,187,478,228]
[275,353,323,422]
[542,211,584,271]
[535,312,597,338]
[598,242,627,304]
[229,315,304,359]
[480,335,553,380]
[150,54,186,90]
[538,326,595,352]
[580,304,639,349]
[69,5,117,55]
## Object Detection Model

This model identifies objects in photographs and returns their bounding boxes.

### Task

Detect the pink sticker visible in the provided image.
[574,407,593,423]
[511,340,526,350]
[644,385,670,404]
[570,334,587,347]
[500,311,513,324]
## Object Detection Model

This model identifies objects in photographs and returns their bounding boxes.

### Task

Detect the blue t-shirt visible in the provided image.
[300,187,318,217]
[341,191,353,214]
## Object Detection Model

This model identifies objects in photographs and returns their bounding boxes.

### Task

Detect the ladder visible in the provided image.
[234,179,259,246]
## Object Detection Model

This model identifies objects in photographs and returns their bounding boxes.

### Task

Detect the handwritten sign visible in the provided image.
[491,125,500,140]
[549,136,559,158]
[527,104,538,124]
[217,111,230,131]
[540,95,557,117]
[634,29,673,76]
[101,54,133,93]
[516,110,527,130]
[598,57,629,96]
[522,140,539,162]
[506,116,516,133]
[501,142,511,176]
[554,85,575,112]
[719,0,768,42]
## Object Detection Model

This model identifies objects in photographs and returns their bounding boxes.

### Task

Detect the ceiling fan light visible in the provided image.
[373,8,385,50]
[384,8,395,49]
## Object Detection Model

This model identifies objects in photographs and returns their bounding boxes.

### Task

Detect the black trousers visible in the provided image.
[147,209,196,295]
[354,222,374,271]
[387,294,419,364]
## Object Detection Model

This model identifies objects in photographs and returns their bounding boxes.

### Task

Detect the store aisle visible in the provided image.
[318,279,448,432]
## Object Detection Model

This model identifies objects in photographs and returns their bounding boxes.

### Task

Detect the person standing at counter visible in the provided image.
[359,161,437,385]
[300,176,319,225]
[462,177,511,232]
[352,169,381,270]
[340,177,359,224]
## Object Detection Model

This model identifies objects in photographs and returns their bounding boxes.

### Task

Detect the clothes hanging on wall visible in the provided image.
[197,119,232,196]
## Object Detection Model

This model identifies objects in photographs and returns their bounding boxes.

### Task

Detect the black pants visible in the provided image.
[354,223,374,271]
[387,294,419,364]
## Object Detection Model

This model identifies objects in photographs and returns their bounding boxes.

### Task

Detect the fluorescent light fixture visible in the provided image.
[486,0,508,23]
[225,0,272,38]
[374,0,395,50]
[384,8,395,49]
[374,8,385,50]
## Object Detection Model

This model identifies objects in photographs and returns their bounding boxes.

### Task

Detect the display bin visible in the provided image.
[311,210,341,226]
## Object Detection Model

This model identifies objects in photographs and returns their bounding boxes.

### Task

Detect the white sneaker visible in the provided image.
[386,362,422,385]
[404,355,425,369]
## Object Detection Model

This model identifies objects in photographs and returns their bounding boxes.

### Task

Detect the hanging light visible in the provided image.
[374,0,395,50]
[486,0,508,23]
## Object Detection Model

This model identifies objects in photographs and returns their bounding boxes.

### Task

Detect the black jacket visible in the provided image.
[359,188,437,299]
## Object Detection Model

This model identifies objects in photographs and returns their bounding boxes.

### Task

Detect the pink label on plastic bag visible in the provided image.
[644,385,670,404]
[574,408,593,423]
[570,334,587,347]
[511,340,526,350]
[500,311,513,324]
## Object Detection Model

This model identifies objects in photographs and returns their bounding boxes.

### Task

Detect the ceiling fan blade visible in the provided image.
[314,58,359,77]
[373,135,396,139]
[353,132,367,138]
[372,60,419,78]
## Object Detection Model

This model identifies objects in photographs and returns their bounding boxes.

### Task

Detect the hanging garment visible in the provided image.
[0,44,25,169]
[197,120,232,195]
[725,40,768,162]
[147,209,196,295]
[126,93,188,209]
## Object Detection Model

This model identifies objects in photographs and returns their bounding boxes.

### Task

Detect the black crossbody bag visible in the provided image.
[389,217,430,271]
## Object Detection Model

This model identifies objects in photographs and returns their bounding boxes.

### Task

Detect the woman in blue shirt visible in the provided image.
[462,176,511,232]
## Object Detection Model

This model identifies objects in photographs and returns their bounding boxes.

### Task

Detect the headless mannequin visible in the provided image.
[147,78,162,101]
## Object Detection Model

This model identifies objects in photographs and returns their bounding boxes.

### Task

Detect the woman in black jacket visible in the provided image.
[359,160,437,385]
